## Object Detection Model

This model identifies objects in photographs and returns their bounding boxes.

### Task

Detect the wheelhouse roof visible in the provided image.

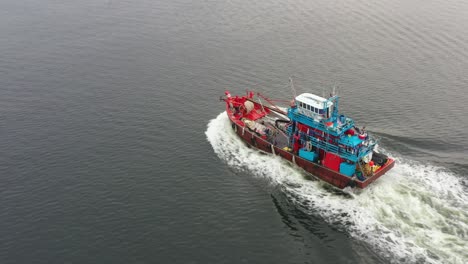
[295,93,333,109]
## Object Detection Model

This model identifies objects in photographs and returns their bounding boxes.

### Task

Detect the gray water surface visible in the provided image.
[1,1,467,263]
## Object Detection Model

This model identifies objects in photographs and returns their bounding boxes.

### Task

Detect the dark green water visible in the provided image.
[1,1,467,263]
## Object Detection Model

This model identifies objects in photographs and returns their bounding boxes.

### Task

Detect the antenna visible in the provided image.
[289,77,297,99]
[331,82,339,97]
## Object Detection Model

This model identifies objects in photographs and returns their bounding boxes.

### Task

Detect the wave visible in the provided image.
[205,112,467,264]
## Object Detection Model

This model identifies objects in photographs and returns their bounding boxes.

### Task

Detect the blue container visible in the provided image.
[299,149,317,162]
[340,162,356,177]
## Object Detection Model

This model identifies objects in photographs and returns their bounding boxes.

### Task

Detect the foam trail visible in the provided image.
[206,112,468,264]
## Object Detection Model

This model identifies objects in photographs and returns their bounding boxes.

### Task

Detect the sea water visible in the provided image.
[206,112,467,264]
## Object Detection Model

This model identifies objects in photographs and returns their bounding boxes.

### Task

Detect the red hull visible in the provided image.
[225,103,395,189]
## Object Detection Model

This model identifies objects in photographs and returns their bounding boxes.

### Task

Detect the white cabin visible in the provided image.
[295,93,333,119]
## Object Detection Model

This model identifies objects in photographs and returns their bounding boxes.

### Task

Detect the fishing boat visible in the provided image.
[220,85,395,189]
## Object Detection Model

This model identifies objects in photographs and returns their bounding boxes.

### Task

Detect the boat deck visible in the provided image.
[253,110,291,150]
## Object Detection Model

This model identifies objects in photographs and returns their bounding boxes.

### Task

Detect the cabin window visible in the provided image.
[307,105,310,110]
[319,109,324,114]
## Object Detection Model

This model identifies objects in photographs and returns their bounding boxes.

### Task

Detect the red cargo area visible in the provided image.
[322,152,341,171]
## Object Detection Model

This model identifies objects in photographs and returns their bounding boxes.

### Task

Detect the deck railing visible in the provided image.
[287,128,376,163]
[287,108,354,137]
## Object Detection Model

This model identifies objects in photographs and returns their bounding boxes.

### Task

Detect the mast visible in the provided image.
[289,77,297,99]
[289,77,298,151]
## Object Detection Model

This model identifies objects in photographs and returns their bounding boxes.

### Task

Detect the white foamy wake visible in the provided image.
[205,112,468,264]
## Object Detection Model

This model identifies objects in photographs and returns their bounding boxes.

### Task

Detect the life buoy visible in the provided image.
[358,133,367,140]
